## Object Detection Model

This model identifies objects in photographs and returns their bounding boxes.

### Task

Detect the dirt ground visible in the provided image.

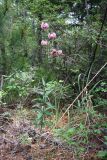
[0,108,106,160]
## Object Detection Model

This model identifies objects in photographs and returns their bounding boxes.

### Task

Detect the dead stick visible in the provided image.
[53,62,107,130]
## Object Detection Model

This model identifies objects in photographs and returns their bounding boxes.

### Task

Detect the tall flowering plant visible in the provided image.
[41,22,49,30]
[40,21,64,57]
[48,32,56,39]
[41,40,48,46]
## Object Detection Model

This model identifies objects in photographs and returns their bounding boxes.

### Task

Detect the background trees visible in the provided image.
[0,1,107,159]
[0,0,107,107]
[0,0,107,71]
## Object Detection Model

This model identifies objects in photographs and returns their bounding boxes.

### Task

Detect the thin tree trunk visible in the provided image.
[36,14,43,64]
[0,43,6,75]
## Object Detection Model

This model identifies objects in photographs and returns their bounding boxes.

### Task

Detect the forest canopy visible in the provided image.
[0,0,107,160]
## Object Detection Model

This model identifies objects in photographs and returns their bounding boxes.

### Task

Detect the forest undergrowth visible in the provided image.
[0,0,107,159]
[0,64,107,160]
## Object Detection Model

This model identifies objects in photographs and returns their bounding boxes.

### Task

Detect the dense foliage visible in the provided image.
[0,0,107,159]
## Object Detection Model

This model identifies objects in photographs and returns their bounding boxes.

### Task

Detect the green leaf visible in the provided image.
[42,78,46,86]
[45,111,52,116]
[37,112,43,119]
[46,102,55,109]
[97,151,107,158]
[104,136,107,141]
[66,128,76,136]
